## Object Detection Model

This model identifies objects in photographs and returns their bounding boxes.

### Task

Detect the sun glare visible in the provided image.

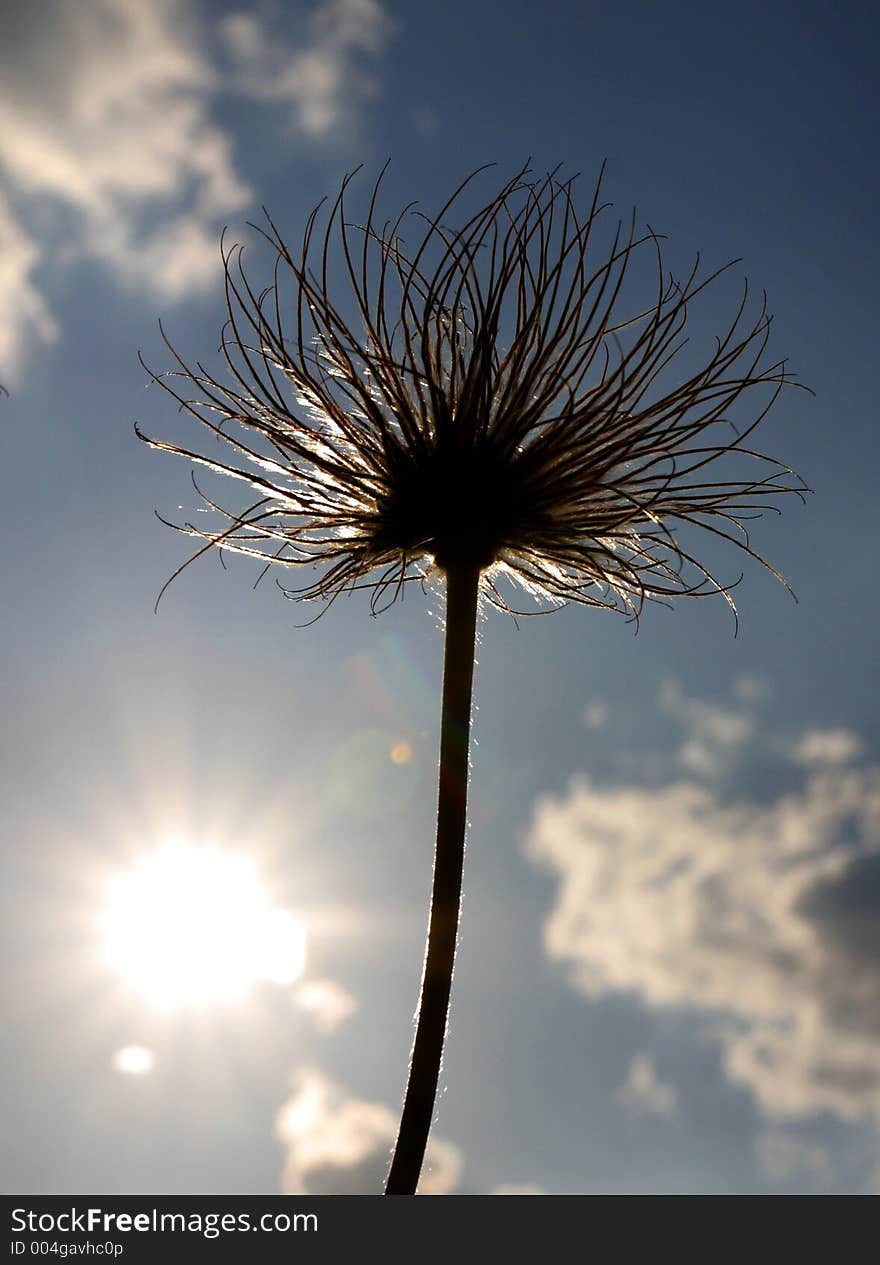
[103,841,305,1008]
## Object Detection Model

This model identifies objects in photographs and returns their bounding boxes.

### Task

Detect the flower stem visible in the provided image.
[385,563,480,1195]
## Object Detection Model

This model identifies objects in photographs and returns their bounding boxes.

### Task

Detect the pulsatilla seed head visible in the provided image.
[137,162,808,628]
[371,434,532,571]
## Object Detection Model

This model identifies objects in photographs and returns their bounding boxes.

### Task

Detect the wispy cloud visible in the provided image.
[221,0,394,138]
[527,715,880,1125]
[583,701,608,731]
[791,728,863,767]
[659,677,756,778]
[0,194,58,385]
[275,1068,462,1194]
[296,978,358,1033]
[0,0,392,380]
[615,1053,678,1117]
[0,0,248,308]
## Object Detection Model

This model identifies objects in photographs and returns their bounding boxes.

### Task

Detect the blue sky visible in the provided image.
[1,0,878,1195]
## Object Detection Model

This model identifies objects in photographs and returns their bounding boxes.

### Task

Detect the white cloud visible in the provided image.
[732,674,770,705]
[0,0,392,379]
[791,728,862,768]
[275,1068,462,1194]
[527,748,880,1124]
[615,1053,678,1117]
[659,679,754,778]
[296,978,357,1033]
[0,0,249,307]
[755,1129,831,1186]
[0,194,58,384]
[221,0,394,138]
[583,701,608,731]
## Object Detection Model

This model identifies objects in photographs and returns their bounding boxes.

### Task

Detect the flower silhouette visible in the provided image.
[139,164,807,1195]
[138,163,806,629]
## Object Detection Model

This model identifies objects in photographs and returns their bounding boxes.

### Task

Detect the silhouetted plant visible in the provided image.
[138,163,807,1195]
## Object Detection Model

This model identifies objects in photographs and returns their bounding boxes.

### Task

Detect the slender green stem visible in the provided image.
[385,564,480,1196]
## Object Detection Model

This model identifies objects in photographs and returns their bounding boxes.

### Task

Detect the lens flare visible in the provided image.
[112,1045,155,1075]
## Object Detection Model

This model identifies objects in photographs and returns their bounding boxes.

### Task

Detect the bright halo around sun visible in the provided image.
[103,840,306,1008]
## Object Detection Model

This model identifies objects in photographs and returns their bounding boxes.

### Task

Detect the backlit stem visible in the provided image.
[385,564,480,1195]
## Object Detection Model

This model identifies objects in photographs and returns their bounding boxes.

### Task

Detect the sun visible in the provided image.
[103,840,305,1008]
